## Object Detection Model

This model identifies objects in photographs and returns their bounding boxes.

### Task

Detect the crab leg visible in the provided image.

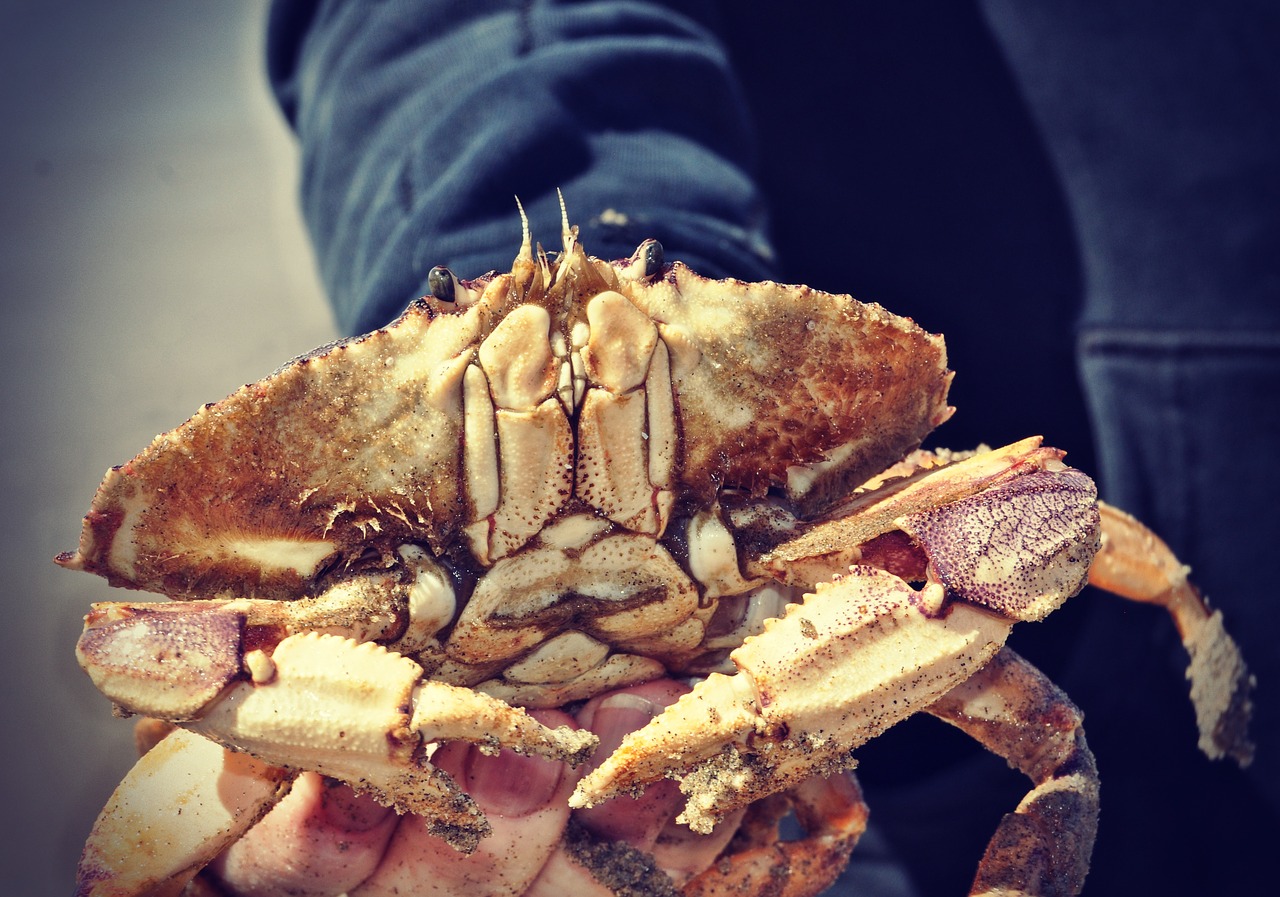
[78,611,598,853]
[925,648,1099,897]
[75,727,292,897]
[537,775,866,897]
[1088,502,1255,766]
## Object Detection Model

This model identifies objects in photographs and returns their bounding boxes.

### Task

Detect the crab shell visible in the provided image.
[66,218,1133,897]
[60,224,952,683]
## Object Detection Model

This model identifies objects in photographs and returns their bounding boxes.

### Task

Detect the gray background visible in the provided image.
[0,4,333,893]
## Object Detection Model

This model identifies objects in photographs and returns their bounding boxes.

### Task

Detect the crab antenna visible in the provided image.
[515,196,532,262]
[557,188,576,256]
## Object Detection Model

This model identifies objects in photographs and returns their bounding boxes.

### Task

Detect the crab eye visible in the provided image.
[642,240,664,278]
[427,266,455,303]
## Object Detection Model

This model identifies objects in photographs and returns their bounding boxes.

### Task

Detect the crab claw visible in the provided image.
[572,565,1015,832]
[78,612,597,852]
[573,460,1101,833]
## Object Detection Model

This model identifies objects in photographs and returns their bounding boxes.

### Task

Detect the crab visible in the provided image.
[62,203,1254,897]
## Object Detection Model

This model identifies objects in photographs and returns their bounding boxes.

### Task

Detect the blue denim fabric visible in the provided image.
[982,1,1280,334]
[268,0,774,336]
[268,2,1278,894]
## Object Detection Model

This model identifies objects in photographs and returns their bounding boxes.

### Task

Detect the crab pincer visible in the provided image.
[77,604,597,859]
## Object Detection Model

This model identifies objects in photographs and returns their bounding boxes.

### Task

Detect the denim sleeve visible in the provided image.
[267,0,775,335]
[982,2,1280,883]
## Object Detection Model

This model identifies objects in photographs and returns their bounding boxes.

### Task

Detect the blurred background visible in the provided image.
[0,3,331,893]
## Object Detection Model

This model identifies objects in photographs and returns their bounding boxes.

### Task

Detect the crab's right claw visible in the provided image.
[75,728,292,897]
[1088,502,1255,766]
[78,607,598,855]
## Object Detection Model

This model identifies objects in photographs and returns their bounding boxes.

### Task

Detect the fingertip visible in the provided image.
[435,709,580,819]
[318,777,395,833]
[362,717,582,896]
[576,679,690,733]
[572,681,692,851]
[209,773,397,896]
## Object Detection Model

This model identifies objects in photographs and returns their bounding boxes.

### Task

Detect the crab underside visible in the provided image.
[62,207,1254,897]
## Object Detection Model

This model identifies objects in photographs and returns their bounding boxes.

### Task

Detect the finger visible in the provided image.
[525,680,686,897]
[208,771,397,897]
[525,849,618,897]
[573,680,690,852]
[572,679,747,886]
[350,709,579,897]
[527,834,683,897]
[526,807,733,897]
[649,806,746,887]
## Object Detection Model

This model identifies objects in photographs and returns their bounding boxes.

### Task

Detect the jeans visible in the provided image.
[268,2,1279,893]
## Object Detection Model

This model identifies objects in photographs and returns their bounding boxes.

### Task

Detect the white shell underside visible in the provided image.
[460,290,677,566]
[439,287,814,700]
[66,232,952,713]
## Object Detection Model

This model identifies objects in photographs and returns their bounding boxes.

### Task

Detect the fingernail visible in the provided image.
[320,779,394,832]
[590,694,658,766]
[464,746,565,818]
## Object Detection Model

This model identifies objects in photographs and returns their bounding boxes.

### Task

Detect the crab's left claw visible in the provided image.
[573,460,1101,833]
[75,728,292,897]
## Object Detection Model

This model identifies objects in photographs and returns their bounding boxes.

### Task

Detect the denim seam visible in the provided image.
[1078,327,1280,355]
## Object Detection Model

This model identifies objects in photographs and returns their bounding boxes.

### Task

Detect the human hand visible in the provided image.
[205,678,742,896]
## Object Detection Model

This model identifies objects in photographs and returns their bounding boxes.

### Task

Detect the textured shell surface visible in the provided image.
[60,230,952,692]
